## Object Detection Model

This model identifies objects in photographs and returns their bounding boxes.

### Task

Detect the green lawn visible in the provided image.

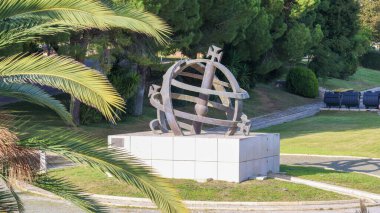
[282,165,380,195]
[263,111,380,158]
[320,67,380,91]
[49,166,350,201]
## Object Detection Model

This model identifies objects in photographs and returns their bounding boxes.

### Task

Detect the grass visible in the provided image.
[49,166,351,201]
[244,84,318,117]
[282,165,380,195]
[320,67,380,91]
[262,111,380,158]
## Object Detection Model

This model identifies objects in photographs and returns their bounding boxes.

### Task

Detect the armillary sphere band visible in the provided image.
[171,79,248,99]
[150,92,239,128]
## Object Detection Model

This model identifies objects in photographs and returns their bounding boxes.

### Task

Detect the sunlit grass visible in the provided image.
[263,111,380,158]
[49,166,351,201]
[320,67,380,91]
[282,165,380,194]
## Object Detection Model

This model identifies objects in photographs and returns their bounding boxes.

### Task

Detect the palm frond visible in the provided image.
[34,175,108,213]
[0,81,73,125]
[0,0,171,44]
[102,5,171,44]
[0,185,20,212]
[19,129,188,213]
[0,0,114,28]
[0,22,74,49]
[0,175,24,212]
[0,54,125,123]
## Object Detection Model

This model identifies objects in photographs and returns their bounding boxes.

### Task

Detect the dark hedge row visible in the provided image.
[361,50,380,71]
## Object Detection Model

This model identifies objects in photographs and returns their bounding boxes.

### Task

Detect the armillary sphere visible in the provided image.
[148,45,251,136]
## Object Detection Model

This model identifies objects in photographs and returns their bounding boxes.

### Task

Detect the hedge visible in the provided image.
[286,66,319,98]
[361,50,380,71]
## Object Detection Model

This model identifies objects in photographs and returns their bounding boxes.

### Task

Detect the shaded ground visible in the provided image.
[281,155,380,178]
[281,165,380,195]
[244,84,319,117]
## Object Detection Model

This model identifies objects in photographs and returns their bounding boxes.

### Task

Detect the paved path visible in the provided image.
[210,101,324,132]
[281,154,380,178]
[251,102,324,130]
[20,193,152,213]
[20,193,380,213]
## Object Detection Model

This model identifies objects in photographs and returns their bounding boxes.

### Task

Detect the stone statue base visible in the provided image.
[108,132,280,183]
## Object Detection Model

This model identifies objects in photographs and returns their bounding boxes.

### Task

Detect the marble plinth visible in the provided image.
[108,132,280,183]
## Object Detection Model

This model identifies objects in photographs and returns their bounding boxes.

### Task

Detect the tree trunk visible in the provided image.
[69,31,89,125]
[133,65,149,116]
[70,96,81,125]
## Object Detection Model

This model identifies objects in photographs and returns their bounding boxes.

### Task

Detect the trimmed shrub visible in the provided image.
[360,50,380,71]
[286,67,319,98]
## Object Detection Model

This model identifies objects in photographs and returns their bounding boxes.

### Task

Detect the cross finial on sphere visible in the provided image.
[207,45,223,62]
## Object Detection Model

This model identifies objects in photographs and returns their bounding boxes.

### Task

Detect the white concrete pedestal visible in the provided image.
[108,132,280,183]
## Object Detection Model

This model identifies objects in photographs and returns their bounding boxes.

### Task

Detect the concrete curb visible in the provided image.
[17,180,380,211]
[92,194,376,211]
[281,153,380,160]
[271,174,380,203]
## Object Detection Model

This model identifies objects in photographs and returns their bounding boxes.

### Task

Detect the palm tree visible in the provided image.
[0,0,170,124]
[1,115,186,213]
[0,0,186,212]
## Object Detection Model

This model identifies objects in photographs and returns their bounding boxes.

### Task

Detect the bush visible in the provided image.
[286,67,319,98]
[80,105,104,125]
[360,50,380,71]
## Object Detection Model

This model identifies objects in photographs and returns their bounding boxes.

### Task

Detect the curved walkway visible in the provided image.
[209,101,324,132]
[19,192,380,213]
[19,184,380,213]
[281,154,380,178]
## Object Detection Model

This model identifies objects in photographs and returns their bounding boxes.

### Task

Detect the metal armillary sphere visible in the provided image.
[149,46,251,136]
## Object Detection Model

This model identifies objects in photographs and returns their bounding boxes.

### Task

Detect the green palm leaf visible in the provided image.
[0,22,74,49]
[99,5,171,44]
[0,81,73,125]
[0,175,24,212]
[34,175,108,213]
[0,186,19,212]
[0,0,114,25]
[0,54,125,123]
[19,129,188,213]
[0,0,170,45]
